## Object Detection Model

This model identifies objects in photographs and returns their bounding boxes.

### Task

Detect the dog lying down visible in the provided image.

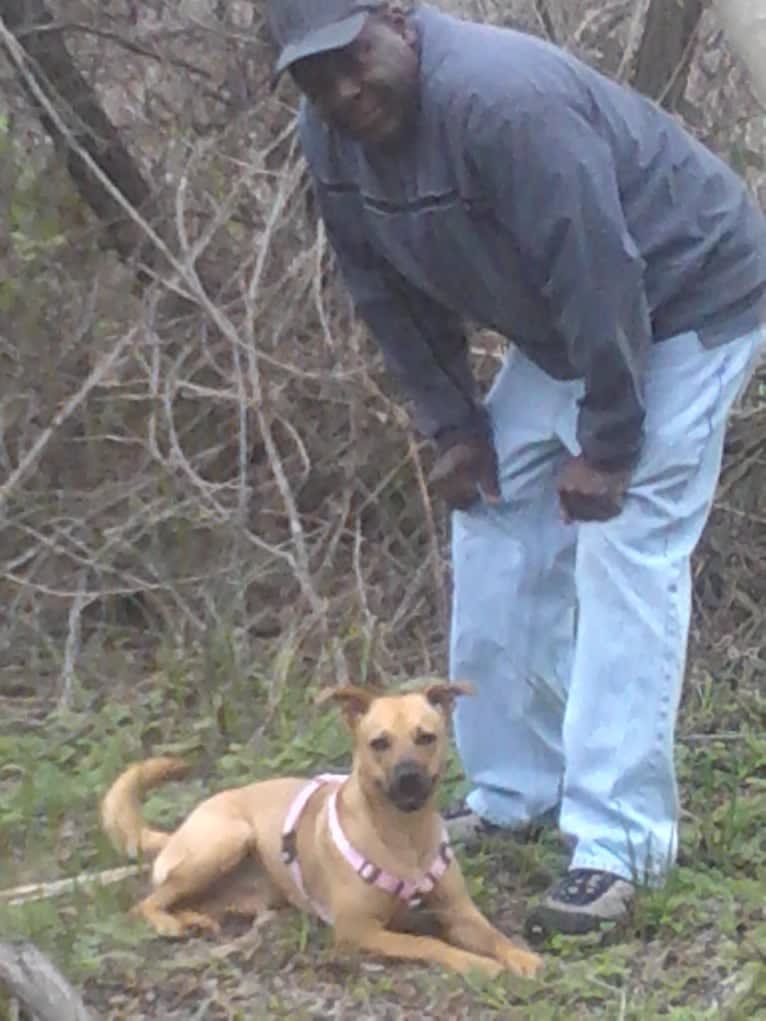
[101,681,543,978]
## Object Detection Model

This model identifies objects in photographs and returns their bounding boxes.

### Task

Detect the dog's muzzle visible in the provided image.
[387,759,434,813]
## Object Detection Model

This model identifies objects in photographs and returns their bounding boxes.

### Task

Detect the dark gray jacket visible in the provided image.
[298,4,766,469]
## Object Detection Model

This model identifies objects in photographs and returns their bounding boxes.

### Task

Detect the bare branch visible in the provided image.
[615,0,652,82]
[0,328,138,517]
[59,570,90,709]
[1,865,146,907]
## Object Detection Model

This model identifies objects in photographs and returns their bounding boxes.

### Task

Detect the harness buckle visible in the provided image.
[358,860,382,884]
[281,830,298,865]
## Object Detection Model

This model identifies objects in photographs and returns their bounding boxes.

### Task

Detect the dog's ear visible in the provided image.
[423,680,475,714]
[316,685,376,727]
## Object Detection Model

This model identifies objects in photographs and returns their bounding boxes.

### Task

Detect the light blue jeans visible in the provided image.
[450,326,765,883]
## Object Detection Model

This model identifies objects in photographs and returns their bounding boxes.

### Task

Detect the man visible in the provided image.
[267,0,766,937]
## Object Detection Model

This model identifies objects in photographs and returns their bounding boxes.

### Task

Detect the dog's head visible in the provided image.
[319,680,474,814]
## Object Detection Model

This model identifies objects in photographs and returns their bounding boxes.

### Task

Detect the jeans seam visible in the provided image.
[643,556,683,875]
[634,356,728,876]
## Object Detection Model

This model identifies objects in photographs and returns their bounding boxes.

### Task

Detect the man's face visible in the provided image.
[290,14,420,148]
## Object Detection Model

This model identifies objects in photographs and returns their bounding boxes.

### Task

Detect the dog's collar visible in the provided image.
[281,774,453,924]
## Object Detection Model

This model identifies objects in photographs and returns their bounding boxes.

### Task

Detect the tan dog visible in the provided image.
[100,682,543,979]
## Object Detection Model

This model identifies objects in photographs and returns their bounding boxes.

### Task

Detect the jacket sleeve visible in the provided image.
[302,171,488,449]
[470,99,652,470]
[314,180,489,448]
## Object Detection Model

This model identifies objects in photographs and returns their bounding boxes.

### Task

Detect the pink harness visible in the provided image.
[281,774,453,924]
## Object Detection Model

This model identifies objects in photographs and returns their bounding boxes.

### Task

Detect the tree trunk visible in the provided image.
[632,0,705,108]
[0,0,156,267]
[716,0,766,106]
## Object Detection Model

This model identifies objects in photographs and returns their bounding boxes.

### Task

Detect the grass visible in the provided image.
[0,637,764,1020]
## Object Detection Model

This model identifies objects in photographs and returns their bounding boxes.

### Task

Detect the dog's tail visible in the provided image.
[100,756,189,859]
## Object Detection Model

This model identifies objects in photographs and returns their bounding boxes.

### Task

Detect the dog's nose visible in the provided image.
[388,761,433,812]
[391,760,427,798]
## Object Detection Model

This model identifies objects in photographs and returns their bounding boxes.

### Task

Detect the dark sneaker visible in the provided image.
[444,803,555,847]
[525,869,634,940]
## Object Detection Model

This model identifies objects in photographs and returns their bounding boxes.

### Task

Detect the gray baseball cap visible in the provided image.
[269,0,386,79]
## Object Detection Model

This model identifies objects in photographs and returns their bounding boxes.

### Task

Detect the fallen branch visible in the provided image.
[0,864,146,908]
[0,941,93,1021]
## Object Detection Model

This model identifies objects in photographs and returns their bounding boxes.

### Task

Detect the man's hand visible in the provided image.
[557,455,631,523]
[429,435,501,512]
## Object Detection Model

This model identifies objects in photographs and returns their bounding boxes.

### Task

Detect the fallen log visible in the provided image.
[0,941,93,1021]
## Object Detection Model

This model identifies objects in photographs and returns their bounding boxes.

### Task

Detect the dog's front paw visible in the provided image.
[175,909,222,936]
[502,946,544,978]
[156,918,185,938]
[466,956,504,979]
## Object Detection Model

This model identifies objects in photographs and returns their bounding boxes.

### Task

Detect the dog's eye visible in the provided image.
[415,731,437,746]
[370,735,391,753]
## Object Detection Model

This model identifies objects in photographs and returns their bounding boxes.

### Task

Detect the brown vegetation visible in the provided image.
[0,1,762,711]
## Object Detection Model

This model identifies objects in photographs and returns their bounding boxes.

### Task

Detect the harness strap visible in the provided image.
[279,773,454,924]
[327,788,452,903]
[281,773,345,923]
